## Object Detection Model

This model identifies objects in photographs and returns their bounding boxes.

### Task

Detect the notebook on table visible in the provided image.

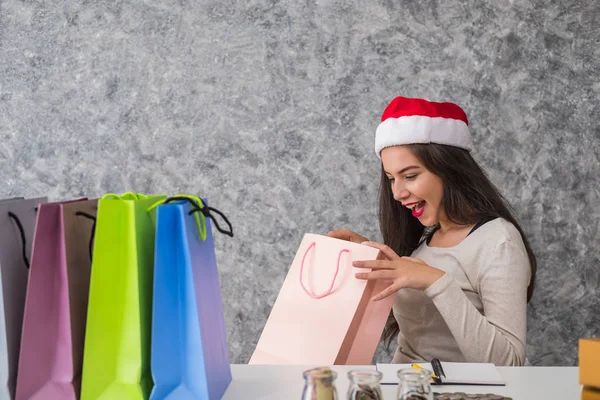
[376,362,505,386]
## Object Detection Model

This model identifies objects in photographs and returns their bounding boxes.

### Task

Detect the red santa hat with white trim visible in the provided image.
[374,96,472,157]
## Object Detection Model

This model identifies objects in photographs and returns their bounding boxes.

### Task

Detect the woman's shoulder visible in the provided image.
[474,217,527,250]
[471,218,531,281]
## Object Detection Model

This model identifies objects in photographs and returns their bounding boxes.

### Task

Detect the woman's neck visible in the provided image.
[429,216,476,248]
[437,215,462,234]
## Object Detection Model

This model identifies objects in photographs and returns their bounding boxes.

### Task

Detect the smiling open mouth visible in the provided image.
[411,201,425,217]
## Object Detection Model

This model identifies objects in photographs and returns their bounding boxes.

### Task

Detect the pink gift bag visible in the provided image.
[250,233,395,365]
[15,199,97,400]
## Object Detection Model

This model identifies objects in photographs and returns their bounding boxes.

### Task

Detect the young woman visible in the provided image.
[328,96,536,366]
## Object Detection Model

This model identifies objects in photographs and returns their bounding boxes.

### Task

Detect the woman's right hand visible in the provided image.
[326,229,369,244]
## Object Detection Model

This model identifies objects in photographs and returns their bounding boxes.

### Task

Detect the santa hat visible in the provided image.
[374,96,472,157]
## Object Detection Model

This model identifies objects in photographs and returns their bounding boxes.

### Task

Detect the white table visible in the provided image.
[223,365,582,399]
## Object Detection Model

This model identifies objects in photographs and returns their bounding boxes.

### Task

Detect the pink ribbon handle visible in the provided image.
[299,241,350,299]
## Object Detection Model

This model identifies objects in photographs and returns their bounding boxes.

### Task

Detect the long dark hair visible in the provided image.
[379,144,537,351]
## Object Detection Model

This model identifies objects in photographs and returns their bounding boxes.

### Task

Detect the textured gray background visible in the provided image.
[0,0,598,366]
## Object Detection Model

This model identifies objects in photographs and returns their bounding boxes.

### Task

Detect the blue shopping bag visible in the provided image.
[150,197,233,400]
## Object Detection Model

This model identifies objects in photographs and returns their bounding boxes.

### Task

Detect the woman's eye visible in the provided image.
[405,175,417,181]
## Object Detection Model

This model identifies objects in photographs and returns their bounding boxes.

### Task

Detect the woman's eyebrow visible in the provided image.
[384,166,420,175]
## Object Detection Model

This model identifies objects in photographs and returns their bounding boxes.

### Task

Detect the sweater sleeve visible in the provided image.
[423,239,530,366]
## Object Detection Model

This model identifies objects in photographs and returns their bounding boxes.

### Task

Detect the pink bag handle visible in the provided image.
[299,242,350,299]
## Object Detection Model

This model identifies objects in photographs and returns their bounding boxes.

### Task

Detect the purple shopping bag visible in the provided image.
[15,199,97,400]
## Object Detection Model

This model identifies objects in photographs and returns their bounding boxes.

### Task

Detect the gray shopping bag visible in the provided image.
[0,197,47,399]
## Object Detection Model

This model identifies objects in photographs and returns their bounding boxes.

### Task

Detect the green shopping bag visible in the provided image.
[81,192,166,400]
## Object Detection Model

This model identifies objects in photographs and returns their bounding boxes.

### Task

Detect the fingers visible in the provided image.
[372,283,399,301]
[352,260,393,270]
[355,269,397,280]
[326,229,369,244]
[326,229,348,239]
[361,241,400,261]
[401,256,426,264]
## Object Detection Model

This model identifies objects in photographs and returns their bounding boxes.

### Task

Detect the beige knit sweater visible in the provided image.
[391,218,531,366]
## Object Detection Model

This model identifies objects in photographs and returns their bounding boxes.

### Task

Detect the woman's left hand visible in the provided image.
[353,241,446,301]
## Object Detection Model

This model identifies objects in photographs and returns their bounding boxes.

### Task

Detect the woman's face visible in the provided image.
[380,145,445,227]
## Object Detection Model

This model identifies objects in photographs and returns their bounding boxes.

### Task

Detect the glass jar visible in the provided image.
[302,367,338,400]
[346,370,383,400]
[396,368,433,400]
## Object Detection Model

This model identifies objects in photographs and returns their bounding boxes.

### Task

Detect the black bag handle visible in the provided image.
[190,204,234,237]
[7,212,30,269]
[75,211,96,262]
[163,196,234,237]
